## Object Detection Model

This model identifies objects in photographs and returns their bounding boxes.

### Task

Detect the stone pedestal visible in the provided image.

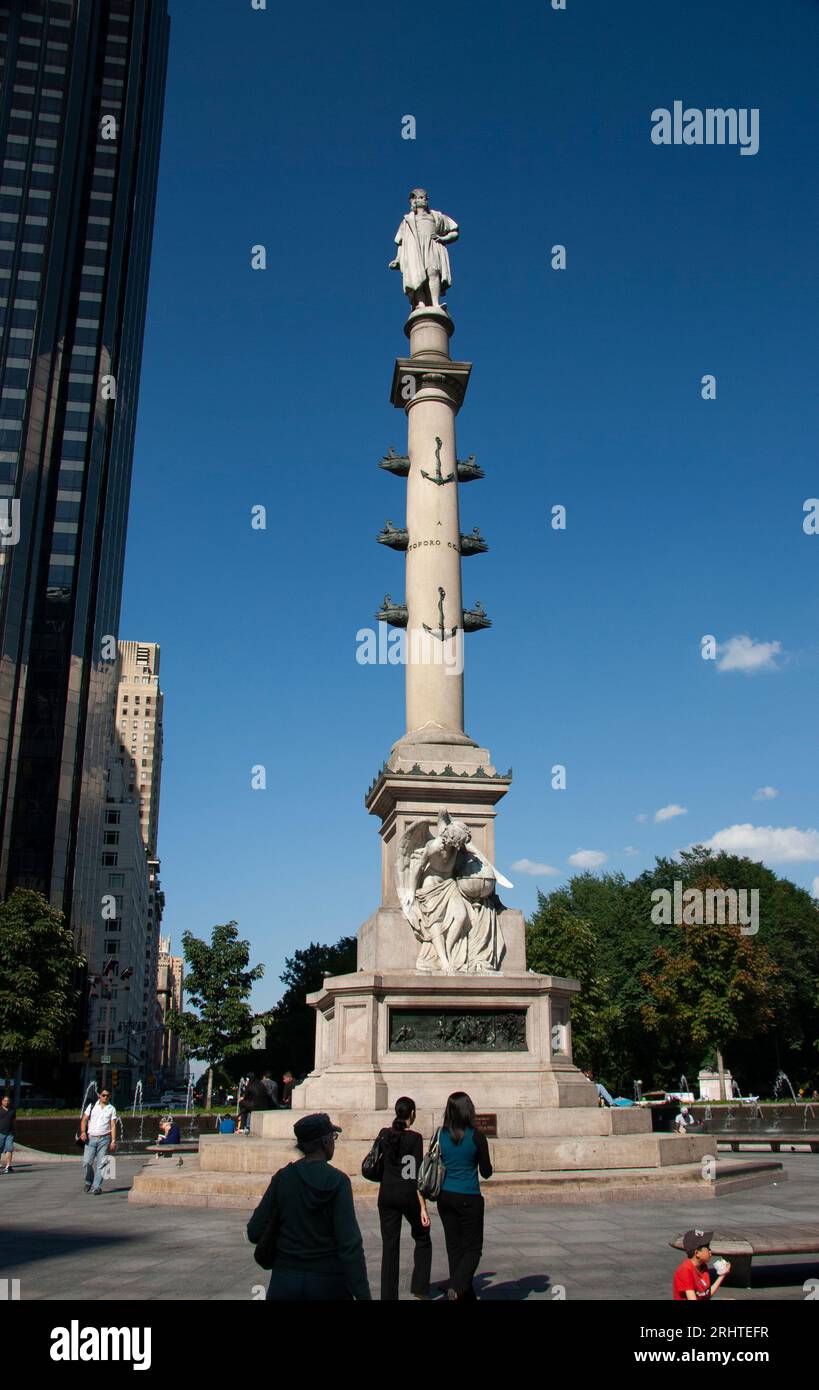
[292,967,593,1113]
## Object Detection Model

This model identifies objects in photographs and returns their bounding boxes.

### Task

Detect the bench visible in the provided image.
[716,1135,819,1154]
[144,1142,198,1157]
[671,1227,819,1287]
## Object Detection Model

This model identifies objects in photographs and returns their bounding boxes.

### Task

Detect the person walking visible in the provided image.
[437,1091,492,1301]
[0,1094,16,1173]
[373,1096,431,1300]
[281,1071,295,1108]
[79,1088,117,1195]
[247,1112,371,1301]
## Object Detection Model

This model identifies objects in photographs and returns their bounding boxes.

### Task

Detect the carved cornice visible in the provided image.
[365,761,513,802]
[389,357,472,411]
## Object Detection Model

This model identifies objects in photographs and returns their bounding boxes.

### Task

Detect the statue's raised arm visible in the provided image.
[389,188,459,312]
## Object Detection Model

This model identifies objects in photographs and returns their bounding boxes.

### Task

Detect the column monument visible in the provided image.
[291,189,595,1111]
[132,193,757,1207]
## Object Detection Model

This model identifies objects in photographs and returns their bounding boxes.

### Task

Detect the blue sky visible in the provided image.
[121,0,819,1009]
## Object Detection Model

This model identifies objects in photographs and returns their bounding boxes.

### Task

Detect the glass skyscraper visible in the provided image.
[0,0,169,962]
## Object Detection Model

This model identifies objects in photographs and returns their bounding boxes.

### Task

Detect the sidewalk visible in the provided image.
[0,1151,816,1300]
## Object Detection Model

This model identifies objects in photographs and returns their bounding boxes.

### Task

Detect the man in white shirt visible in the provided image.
[79,1088,117,1195]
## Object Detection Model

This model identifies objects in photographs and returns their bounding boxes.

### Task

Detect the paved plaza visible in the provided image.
[1,1150,816,1301]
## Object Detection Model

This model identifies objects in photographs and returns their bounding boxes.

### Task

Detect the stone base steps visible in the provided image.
[129,1158,784,1209]
[251,1105,652,1141]
[197,1130,712,1175]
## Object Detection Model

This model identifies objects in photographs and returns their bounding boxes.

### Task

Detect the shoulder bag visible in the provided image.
[417,1126,446,1201]
[361,1130,385,1182]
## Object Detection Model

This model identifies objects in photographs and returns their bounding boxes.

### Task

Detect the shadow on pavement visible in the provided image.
[0,1227,142,1270]
[474,1269,553,1300]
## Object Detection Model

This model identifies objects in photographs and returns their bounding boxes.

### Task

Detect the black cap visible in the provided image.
[293,1112,342,1145]
[682,1228,713,1256]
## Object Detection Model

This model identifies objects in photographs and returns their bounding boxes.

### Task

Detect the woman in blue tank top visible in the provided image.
[438,1091,493,1300]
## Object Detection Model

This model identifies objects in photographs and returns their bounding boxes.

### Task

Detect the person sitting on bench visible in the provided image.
[673,1230,731,1299]
[158,1117,181,1146]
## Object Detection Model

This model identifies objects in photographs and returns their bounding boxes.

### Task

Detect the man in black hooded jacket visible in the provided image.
[247,1112,371,1301]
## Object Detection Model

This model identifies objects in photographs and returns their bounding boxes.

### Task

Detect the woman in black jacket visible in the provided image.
[375,1096,431,1300]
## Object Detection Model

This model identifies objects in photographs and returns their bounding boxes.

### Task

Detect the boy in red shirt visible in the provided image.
[673,1229,731,1299]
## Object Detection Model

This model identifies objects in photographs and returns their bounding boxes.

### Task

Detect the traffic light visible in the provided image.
[83,1040,91,1058]
[111,1069,119,1088]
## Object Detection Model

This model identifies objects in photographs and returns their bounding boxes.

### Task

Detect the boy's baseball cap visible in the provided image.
[682,1228,713,1256]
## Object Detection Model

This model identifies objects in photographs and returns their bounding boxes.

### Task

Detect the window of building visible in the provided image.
[102,852,117,866]
[103,831,119,846]
[105,811,120,825]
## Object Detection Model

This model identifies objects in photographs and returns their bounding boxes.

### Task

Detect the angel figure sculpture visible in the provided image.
[394,810,511,974]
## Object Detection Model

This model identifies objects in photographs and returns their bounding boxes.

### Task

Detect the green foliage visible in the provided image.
[168,922,268,1075]
[525,896,620,1072]
[641,914,779,1054]
[260,936,357,1080]
[0,889,84,1070]
[525,850,819,1094]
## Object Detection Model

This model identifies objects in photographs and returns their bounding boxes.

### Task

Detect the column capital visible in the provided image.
[389,358,472,411]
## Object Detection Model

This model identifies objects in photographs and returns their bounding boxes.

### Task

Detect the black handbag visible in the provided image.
[361,1131,385,1183]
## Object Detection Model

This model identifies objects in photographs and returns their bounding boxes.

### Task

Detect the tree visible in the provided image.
[525,852,819,1094]
[168,922,268,1108]
[526,895,620,1073]
[263,936,357,1081]
[641,902,780,1100]
[0,889,84,1100]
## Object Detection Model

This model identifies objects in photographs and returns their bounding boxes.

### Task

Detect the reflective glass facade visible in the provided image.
[0,0,169,958]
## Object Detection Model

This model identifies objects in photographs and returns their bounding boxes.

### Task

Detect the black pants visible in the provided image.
[266,1267,351,1301]
[378,1189,432,1300]
[437,1189,484,1299]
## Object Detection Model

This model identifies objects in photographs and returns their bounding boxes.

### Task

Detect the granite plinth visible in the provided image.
[291,969,592,1112]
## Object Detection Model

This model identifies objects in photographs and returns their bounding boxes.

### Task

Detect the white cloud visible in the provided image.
[753,786,779,801]
[569,849,608,869]
[812,877,819,899]
[623,846,639,856]
[655,804,688,823]
[703,824,819,864]
[716,634,782,674]
[511,858,558,877]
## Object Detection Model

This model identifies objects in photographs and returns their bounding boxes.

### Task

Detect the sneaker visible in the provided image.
[84,1182,92,1192]
[6,1166,12,1173]
[91,1189,101,1196]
